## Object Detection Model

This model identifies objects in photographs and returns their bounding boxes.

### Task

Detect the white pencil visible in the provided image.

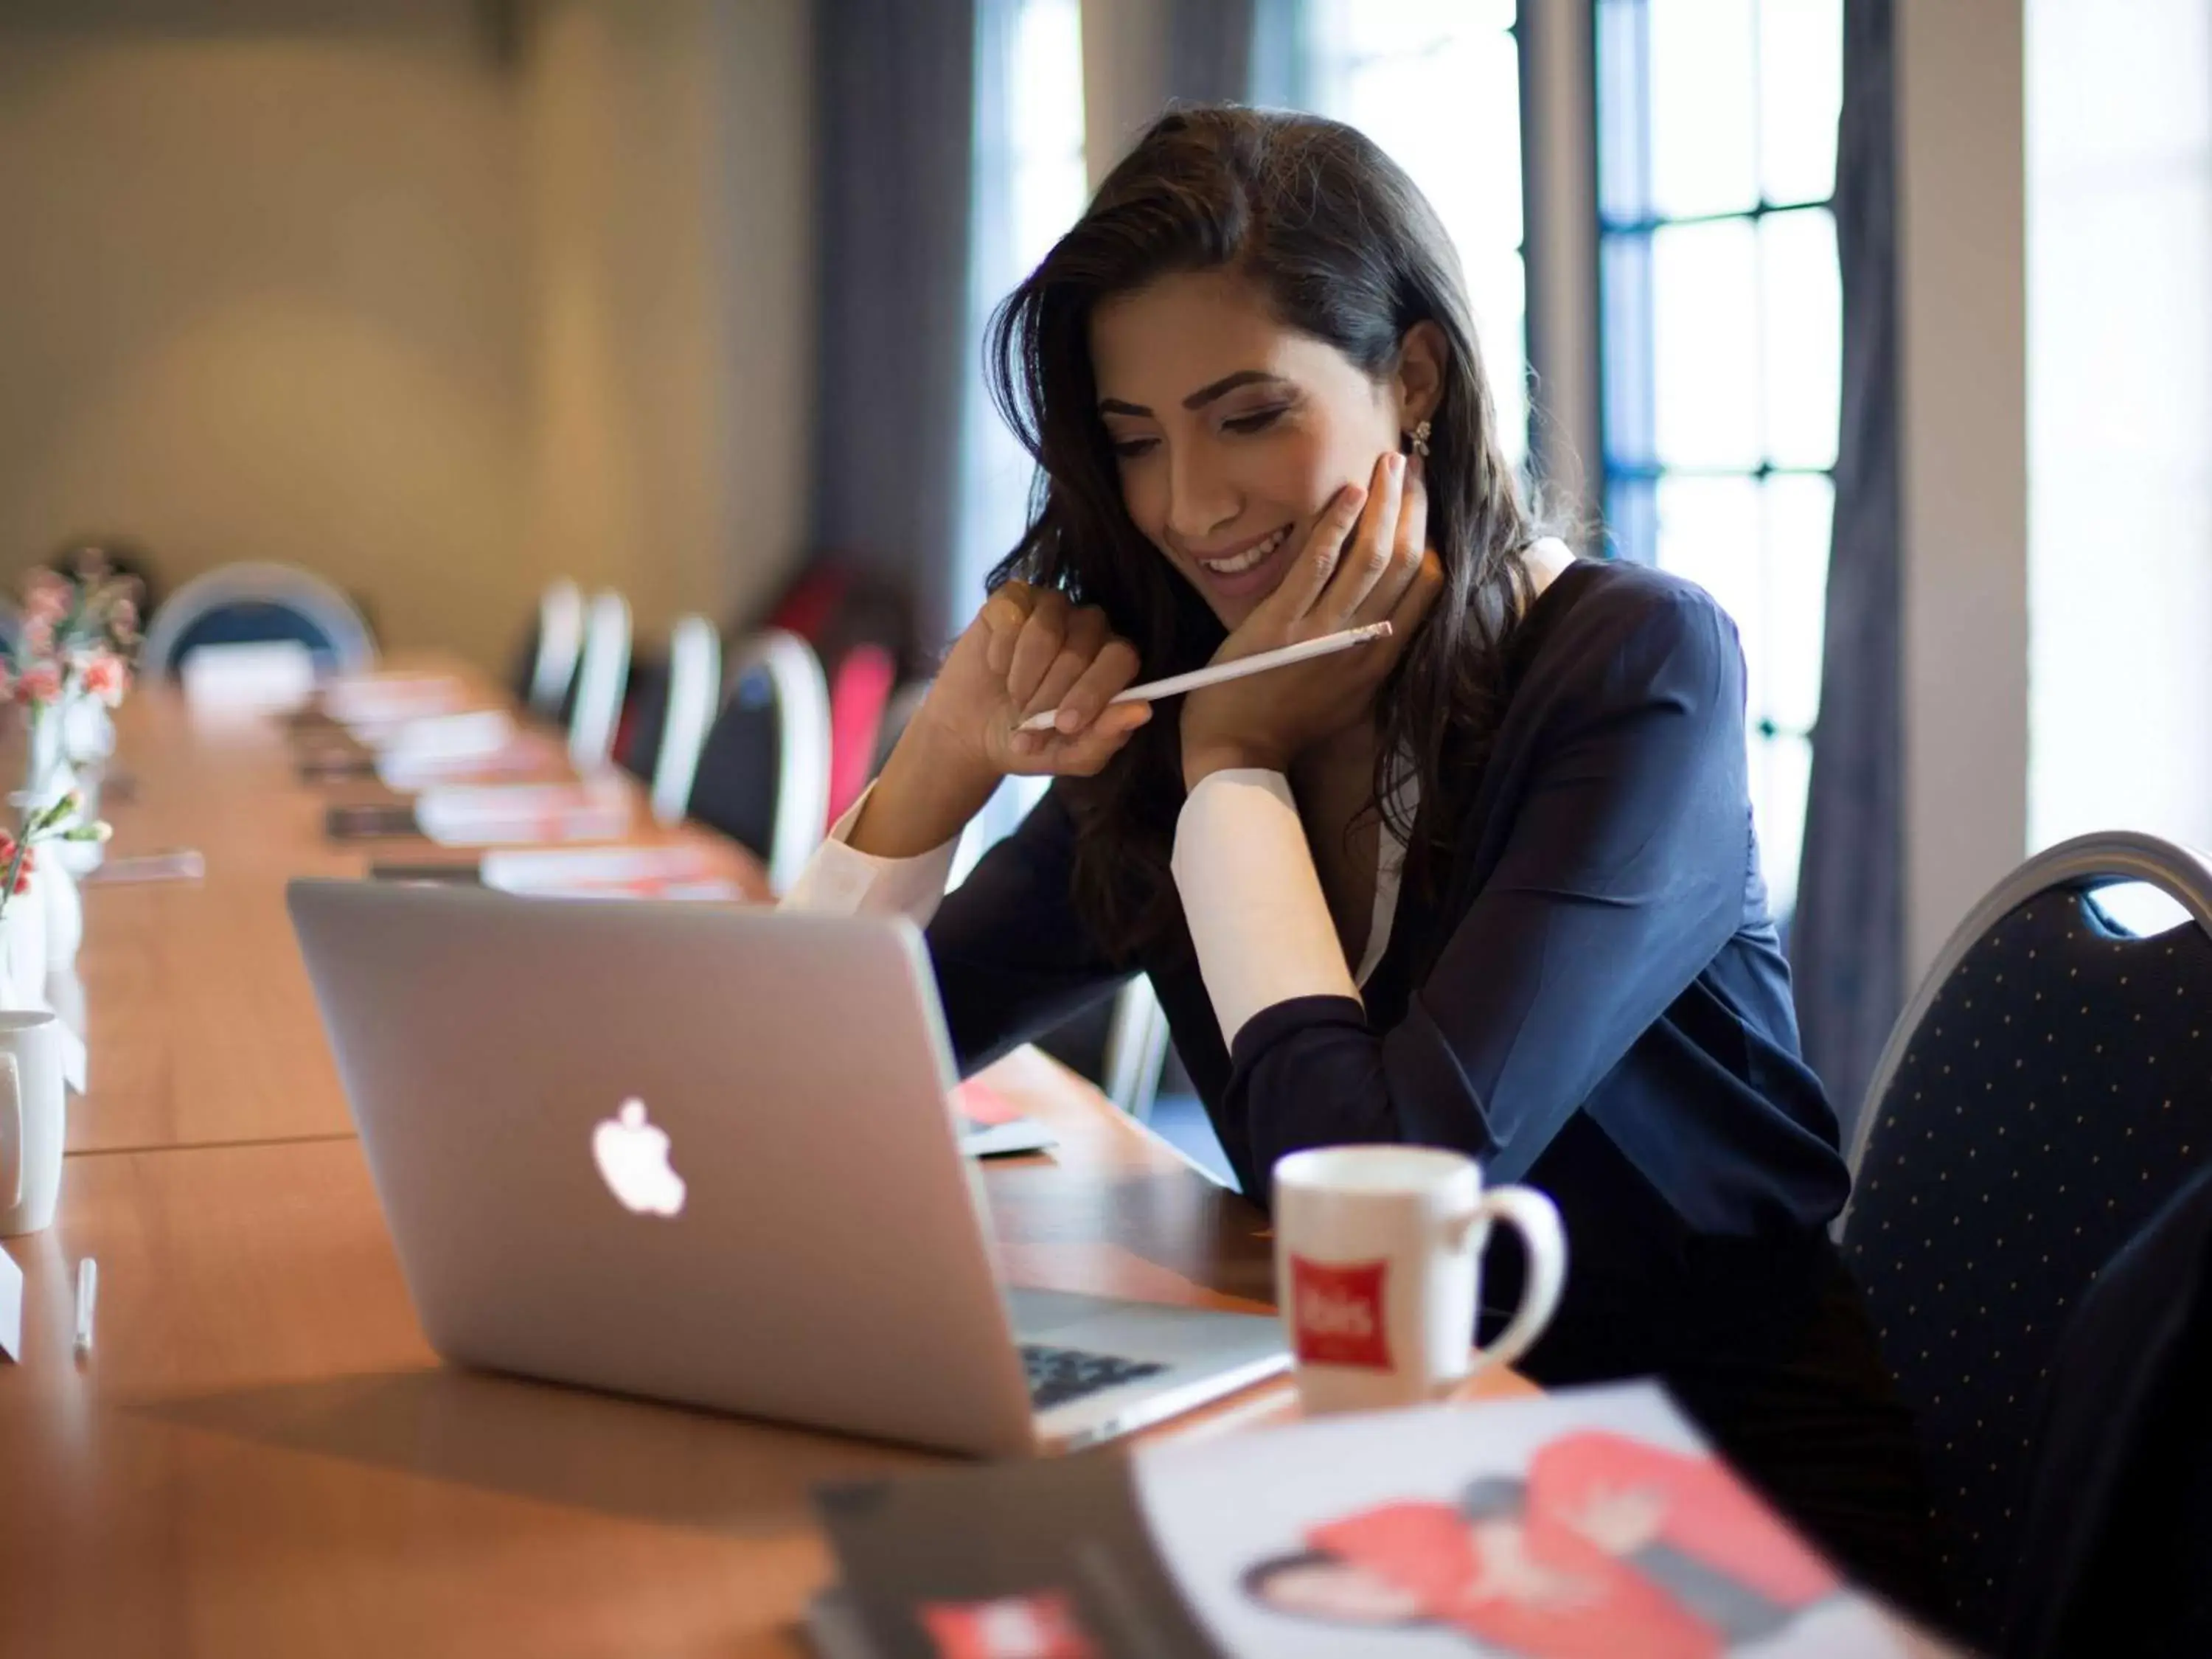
[73,1257,97,1358]
[1018,621,1392,733]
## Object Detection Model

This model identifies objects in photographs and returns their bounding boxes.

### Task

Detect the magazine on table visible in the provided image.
[809,1382,1955,1658]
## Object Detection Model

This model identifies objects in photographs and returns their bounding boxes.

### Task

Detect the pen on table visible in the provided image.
[1017,621,1392,734]
[74,1257,97,1358]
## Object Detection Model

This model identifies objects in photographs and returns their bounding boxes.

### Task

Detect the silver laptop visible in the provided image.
[287,879,1287,1455]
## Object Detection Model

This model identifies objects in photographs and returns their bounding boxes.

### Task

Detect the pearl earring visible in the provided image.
[1408,420,1433,459]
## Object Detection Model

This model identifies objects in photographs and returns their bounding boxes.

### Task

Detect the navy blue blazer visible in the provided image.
[926,560,1851,1298]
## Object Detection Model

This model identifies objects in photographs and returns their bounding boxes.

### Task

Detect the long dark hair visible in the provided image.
[985,105,1537,960]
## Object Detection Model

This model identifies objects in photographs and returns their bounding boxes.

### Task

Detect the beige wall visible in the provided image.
[0,0,813,674]
[522,0,814,649]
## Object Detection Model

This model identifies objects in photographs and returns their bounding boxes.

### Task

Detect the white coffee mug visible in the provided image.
[1273,1144,1567,1414]
[0,1010,67,1237]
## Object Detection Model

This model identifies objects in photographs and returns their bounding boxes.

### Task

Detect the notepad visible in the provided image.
[375,731,566,791]
[181,641,318,715]
[414,779,633,847]
[319,671,474,726]
[479,845,745,902]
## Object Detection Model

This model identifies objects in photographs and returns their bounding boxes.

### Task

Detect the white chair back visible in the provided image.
[566,590,631,771]
[715,630,831,894]
[139,562,376,676]
[649,616,721,826]
[526,580,585,717]
[1102,976,1173,1123]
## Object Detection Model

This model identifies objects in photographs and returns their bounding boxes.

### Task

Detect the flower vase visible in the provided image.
[60,692,114,831]
[41,858,82,974]
[24,704,75,816]
[0,884,49,1012]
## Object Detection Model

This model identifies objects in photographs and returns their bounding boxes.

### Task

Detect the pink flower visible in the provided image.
[21,615,53,658]
[15,664,63,706]
[112,597,139,635]
[80,652,129,707]
[23,571,70,627]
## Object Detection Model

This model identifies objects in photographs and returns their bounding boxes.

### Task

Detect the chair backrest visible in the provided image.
[524,580,584,718]
[825,641,897,827]
[139,562,376,677]
[686,630,830,894]
[647,616,721,827]
[1102,978,1173,1122]
[1839,830,2212,1644]
[2005,1161,2212,1658]
[566,590,631,771]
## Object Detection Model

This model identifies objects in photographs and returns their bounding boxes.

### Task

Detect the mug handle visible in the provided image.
[1454,1185,1567,1376]
[0,1052,21,1210]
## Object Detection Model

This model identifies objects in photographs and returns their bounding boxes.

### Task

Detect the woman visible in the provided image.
[787,107,1937,1610]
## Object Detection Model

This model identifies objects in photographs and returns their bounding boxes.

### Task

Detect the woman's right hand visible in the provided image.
[936,582,1152,777]
[847,583,1151,858]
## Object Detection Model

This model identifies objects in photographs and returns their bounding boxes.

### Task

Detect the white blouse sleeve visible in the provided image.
[1169,768,1362,1046]
[778,783,961,925]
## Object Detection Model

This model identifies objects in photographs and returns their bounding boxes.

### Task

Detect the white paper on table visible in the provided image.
[320,672,472,726]
[0,1246,20,1363]
[479,844,739,900]
[358,709,514,764]
[375,731,563,792]
[181,642,318,716]
[414,778,633,848]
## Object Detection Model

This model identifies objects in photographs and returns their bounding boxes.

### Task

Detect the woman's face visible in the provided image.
[1089,268,1404,630]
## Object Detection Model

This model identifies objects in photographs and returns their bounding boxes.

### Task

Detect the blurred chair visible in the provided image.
[826,641,897,827]
[686,630,830,894]
[1101,978,1172,1123]
[1838,830,2212,1646]
[566,590,631,771]
[2003,1161,2212,1659]
[614,616,722,828]
[516,578,584,719]
[139,562,375,677]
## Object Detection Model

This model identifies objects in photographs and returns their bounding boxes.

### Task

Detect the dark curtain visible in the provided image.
[1790,0,1902,1148]
[807,0,978,657]
[1166,0,1253,104]
[1166,0,1306,107]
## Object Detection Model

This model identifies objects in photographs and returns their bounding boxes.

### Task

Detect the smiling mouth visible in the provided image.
[1193,525,1292,577]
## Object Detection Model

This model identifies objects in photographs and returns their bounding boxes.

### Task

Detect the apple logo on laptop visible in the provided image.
[592,1098,686,1217]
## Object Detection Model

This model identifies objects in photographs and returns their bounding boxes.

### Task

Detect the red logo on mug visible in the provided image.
[1289,1255,1392,1370]
[919,1590,1097,1659]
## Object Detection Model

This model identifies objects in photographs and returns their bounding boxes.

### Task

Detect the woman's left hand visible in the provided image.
[1180,448,1443,789]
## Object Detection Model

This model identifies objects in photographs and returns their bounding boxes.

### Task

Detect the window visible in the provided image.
[959,0,1088,621]
[1302,0,1530,467]
[954,0,1088,873]
[1596,0,1842,917]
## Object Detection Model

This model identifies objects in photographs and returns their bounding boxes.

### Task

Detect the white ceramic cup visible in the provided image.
[1273,1145,1567,1414]
[0,1009,67,1237]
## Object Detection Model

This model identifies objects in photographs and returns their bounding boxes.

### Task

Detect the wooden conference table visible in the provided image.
[0,664,1526,1657]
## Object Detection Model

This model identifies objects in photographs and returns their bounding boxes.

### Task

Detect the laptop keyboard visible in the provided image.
[1020,1343,1167,1411]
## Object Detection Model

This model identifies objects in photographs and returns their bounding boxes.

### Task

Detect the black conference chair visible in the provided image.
[139,562,376,676]
[686,630,831,894]
[511,578,585,719]
[615,616,722,827]
[1838,830,2212,1646]
[2004,1161,2212,1658]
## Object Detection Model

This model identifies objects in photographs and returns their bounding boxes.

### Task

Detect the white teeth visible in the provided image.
[1201,527,1287,576]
